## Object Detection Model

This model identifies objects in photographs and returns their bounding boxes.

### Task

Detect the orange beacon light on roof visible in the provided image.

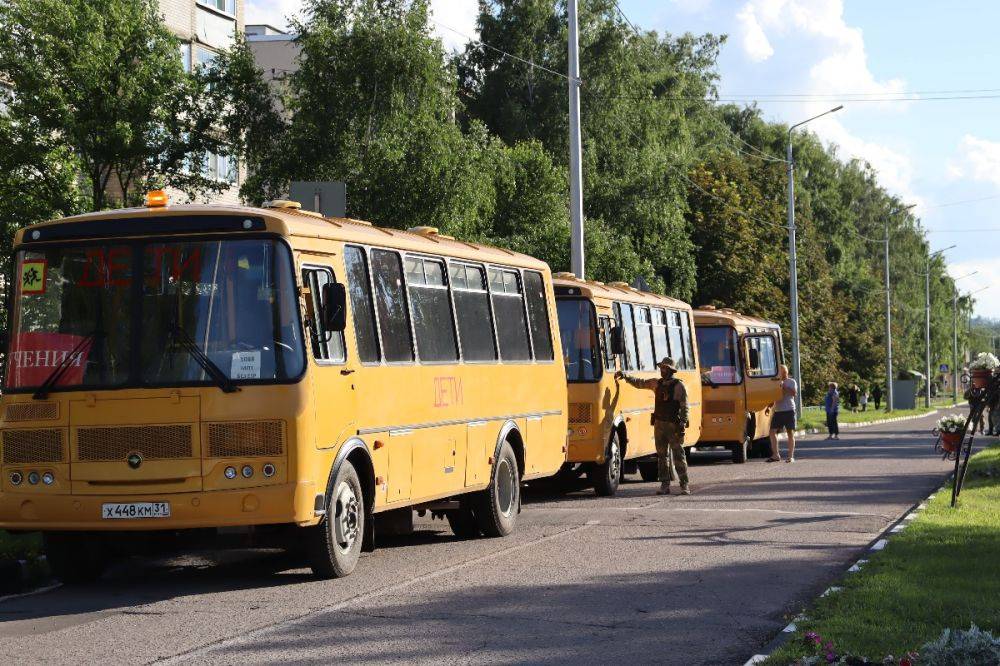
[145,190,169,207]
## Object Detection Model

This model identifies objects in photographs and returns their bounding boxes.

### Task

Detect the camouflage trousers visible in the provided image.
[653,420,689,486]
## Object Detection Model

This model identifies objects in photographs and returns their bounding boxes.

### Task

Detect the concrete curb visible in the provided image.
[742,478,951,666]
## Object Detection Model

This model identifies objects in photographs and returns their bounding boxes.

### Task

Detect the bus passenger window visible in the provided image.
[343,246,380,363]
[600,316,616,371]
[371,249,414,363]
[617,302,638,371]
[635,306,655,371]
[489,268,531,361]
[523,271,554,361]
[680,311,696,369]
[302,266,346,363]
[406,256,458,362]
[651,309,668,362]
[667,310,684,369]
[450,263,497,361]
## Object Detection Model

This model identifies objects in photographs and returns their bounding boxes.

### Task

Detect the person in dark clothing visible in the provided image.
[847,384,859,412]
[824,383,840,440]
[871,384,883,410]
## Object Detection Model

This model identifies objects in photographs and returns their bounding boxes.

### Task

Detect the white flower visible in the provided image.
[969,352,1000,370]
[936,413,968,434]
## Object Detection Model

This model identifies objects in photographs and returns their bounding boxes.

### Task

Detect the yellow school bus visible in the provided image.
[553,274,702,494]
[693,306,784,462]
[0,197,567,581]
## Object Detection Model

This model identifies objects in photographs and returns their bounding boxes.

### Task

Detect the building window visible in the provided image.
[197,0,236,16]
[195,47,217,70]
[202,152,236,184]
[179,43,191,73]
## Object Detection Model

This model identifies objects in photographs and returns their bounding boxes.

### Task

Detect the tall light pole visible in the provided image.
[568,0,585,278]
[922,245,955,407]
[787,105,842,415]
[951,271,978,402]
[883,203,916,412]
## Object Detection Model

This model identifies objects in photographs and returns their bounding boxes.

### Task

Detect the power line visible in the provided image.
[924,194,1000,209]
[610,0,641,36]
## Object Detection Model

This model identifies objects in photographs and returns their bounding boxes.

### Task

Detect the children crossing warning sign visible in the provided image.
[20,259,47,294]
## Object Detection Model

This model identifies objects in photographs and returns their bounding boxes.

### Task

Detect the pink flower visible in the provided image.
[826,652,837,663]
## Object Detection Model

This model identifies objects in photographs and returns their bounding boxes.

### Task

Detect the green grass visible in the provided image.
[798,395,963,432]
[766,444,1000,663]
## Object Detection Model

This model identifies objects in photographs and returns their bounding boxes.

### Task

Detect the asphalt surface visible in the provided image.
[0,412,961,665]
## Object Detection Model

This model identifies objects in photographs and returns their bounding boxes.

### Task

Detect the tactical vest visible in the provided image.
[654,378,681,423]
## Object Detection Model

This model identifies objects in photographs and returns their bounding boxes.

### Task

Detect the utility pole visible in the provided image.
[786,105,842,416]
[883,203,916,412]
[923,245,955,408]
[568,0,585,279]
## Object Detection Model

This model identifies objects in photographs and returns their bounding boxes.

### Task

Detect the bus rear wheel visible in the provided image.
[732,435,750,464]
[308,461,365,579]
[44,532,106,584]
[474,441,520,537]
[588,432,622,496]
[638,460,659,482]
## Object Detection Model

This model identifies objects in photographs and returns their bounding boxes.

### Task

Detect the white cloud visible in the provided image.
[243,0,479,49]
[946,135,1000,188]
[735,5,773,62]
[948,260,1000,318]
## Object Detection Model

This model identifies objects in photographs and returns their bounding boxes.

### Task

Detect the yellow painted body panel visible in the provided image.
[554,278,702,464]
[694,307,784,446]
[0,205,568,532]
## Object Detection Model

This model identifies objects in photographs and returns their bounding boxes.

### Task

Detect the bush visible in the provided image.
[917,625,1000,665]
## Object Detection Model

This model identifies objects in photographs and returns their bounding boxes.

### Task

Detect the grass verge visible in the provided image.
[766,443,1000,663]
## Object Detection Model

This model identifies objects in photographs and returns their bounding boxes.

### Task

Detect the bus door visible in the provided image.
[301,262,358,452]
[741,332,783,412]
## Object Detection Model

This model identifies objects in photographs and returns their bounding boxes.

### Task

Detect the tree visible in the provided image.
[0,0,229,211]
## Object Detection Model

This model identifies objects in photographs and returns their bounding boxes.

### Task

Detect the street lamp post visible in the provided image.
[884,203,916,413]
[567,0,584,278]
[923,245,955,408]
[951,272,979,402]
[786,105,842,416]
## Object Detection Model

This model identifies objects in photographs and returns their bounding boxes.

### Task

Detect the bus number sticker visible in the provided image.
[231,351,261,380]
[20,260,47,294]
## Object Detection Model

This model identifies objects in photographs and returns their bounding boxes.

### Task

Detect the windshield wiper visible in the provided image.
[168,325,239,393]
[33,330,104,400]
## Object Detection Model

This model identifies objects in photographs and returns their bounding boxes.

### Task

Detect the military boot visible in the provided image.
[655,483,671,496]
[679,484,691,495]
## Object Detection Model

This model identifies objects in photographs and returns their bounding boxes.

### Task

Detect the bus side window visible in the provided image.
[522,270,554,361]
[666,310,684,368]
[651,308,668,363]
[301,266,346,363]
[371,249,415,363]
[617,302,638,371]
[343,246,380,363]
[635,306,655,371]
[489,267,531,361]
[600,316,616,371]
[680,311,696,370]
[450,263,497,361]
[746,335,778,377]
[406,256,458,362]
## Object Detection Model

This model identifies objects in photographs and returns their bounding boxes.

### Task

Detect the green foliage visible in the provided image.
[0,0,229,212]
[919,625,1000,665]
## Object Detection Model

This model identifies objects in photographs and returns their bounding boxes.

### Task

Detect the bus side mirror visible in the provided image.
[610,326,625,355]
[321,282,347,332]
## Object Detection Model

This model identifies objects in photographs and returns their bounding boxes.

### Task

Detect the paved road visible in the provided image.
[0,413,959,665]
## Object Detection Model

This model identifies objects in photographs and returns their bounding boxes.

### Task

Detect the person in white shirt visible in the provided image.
[768,364,798,462]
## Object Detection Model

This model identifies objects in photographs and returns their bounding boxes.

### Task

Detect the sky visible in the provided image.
[244,0,1000,318]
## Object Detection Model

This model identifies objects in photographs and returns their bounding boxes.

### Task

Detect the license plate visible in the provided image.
[101,502,171,520]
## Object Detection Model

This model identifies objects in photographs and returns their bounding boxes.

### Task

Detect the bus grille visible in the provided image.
[704,400,736,414]
[4,402,59,422]
[2,429,65,464]
[77,425,193,461]
[206,421,284,458]
[568,403,592,424]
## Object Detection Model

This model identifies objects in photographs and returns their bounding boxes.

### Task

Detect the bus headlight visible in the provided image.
[42,472,54,486]
[241,465,254,479]
[262,463,275,478]
[10,471,23,486]
[27,471,40,485]
[224,466,237,480]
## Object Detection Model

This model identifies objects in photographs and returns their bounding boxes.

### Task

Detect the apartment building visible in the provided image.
[161,0,246,204]
[246,22,300,101]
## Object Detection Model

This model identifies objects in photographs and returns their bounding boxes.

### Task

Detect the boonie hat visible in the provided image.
[657,357,678,371]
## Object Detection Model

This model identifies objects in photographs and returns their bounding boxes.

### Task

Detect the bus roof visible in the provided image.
[14,203,550,271]
[552,274,692,311]
[692,305,780,329]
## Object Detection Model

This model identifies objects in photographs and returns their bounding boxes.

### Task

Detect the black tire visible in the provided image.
[588,431,622,496]
[446,506,481,539]
[44,532,106,584]
[307,461,365,579]
[474,440,520,537]
[732,435,750,464]
[638,460,659,482]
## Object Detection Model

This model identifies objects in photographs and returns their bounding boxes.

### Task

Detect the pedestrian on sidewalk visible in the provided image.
[847,384,860,412]
[617,357,691,495]
[860,388,869,412]
[768,364,798,462]
[872,384,883,411]
[824,383,840,440]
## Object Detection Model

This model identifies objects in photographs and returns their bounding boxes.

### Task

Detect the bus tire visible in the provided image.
[307,461,365,579]
[732,436,750,464]
[44,532,106,584]
[638,460,659,482]
[446,505,481,539]
[474,440,520,537]
[589,431,622,496]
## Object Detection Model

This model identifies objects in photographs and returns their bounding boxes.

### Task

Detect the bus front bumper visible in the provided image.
[0,481,319,531]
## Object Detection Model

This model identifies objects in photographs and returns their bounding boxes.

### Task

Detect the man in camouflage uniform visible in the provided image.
[616,357,691,495]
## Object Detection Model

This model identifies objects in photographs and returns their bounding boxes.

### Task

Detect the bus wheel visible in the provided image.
[44,532,106,584]
[446,504,481,539]
[474,440,520,537]
[732,435,750,464]
[589,432,621,497]
[308,461,365,579]
[638,460,659,482]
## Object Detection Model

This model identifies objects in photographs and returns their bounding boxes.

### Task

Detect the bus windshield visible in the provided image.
[5,238,305,391]
[557,299,601,382]
[695,326,742,385]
